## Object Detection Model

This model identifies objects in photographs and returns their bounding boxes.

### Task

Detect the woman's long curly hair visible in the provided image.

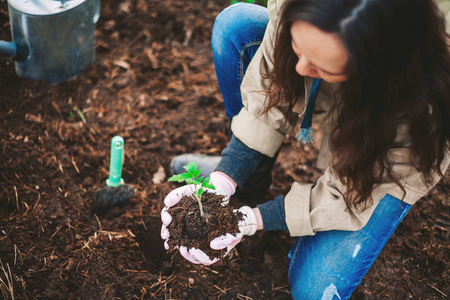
[263,0,450,211]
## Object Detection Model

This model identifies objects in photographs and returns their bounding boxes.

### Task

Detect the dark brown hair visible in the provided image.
[263,0,450,211]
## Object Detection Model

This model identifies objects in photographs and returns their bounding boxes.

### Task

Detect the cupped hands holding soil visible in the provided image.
[167,190,242,260]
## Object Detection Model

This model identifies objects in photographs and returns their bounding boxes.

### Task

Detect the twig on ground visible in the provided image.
[13,186,18,211]
[0,259,14,300]
[150,273,176,297]
[13,245,21,266]
[427,284,447,297]
[213,284,230,295]
[272,283,290,291]
[237,294,253,300]
[201,265,219,274]
[94,214,102,231]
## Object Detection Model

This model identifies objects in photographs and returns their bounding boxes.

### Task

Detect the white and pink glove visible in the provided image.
[210,205,258,251]
[161,171,238,265]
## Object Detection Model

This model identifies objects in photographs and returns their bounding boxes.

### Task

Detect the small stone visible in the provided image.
[188,277,194,287]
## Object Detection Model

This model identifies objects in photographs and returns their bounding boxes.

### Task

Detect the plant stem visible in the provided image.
[188,183,205,217]
[193,194,205,217]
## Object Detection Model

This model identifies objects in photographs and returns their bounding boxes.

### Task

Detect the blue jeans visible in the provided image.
[212,3,274,202]
[288,194,411,299]
[212,3,269,119]
[212,5,412,299]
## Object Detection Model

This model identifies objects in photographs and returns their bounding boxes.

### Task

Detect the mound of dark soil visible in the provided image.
[167,190,242,259]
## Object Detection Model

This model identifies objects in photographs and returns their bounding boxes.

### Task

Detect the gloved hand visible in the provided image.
[161,171,237,265]
[210,205,258,251]
[161,205,258,265]
[209,171,237,205]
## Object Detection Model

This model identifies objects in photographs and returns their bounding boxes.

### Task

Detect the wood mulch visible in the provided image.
[0,0,448,299]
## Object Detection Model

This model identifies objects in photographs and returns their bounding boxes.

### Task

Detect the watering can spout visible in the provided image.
[0,40,29,62]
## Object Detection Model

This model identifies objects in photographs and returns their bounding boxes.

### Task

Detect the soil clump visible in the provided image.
[167,190,242,259]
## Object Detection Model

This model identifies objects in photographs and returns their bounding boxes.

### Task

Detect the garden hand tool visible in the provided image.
[96,136,135,209]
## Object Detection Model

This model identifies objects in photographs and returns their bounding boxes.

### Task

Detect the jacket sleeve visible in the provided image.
[215,135,266,188]
[284,145,450,237]
[231,0,300,158]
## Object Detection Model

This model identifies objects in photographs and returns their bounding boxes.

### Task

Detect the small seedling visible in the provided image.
[69,105,86,124]
[168,162,215,217]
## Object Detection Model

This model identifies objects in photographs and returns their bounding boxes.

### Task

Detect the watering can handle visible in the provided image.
[93,0,101,23]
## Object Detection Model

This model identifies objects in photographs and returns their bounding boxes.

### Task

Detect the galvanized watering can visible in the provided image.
[0,0,100,84]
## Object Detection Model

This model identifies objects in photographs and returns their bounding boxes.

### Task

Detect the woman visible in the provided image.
[161,0,450,298]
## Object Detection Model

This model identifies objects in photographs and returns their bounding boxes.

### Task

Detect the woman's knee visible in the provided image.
[287,233,371,299]
[212,3,269,52]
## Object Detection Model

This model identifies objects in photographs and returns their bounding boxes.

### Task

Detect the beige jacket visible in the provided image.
[231,0,450,236]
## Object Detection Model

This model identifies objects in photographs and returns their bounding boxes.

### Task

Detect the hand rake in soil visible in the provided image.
[95,136,135,209]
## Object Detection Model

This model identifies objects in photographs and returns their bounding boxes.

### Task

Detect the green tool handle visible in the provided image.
[231,0,255,4]
[106,136,125,187]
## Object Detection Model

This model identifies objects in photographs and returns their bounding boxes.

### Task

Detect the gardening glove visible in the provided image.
[209,171,237,205]
[176,206,258,265]
[210,206,258,251]
[178,245,220,265]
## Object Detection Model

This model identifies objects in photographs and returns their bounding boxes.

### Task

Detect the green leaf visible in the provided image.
[192,169,201,178]
[185,178,196,185]
[202,177,215,190]
[73,106,86,123]
[181,173,192,179]
[184,162,198,174]
[204,183,215,190]
[167,162,218,216]
[168,174,186,182]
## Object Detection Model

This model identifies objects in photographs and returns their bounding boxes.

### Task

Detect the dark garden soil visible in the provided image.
[167,191,242,260]
[0,0,448,299]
